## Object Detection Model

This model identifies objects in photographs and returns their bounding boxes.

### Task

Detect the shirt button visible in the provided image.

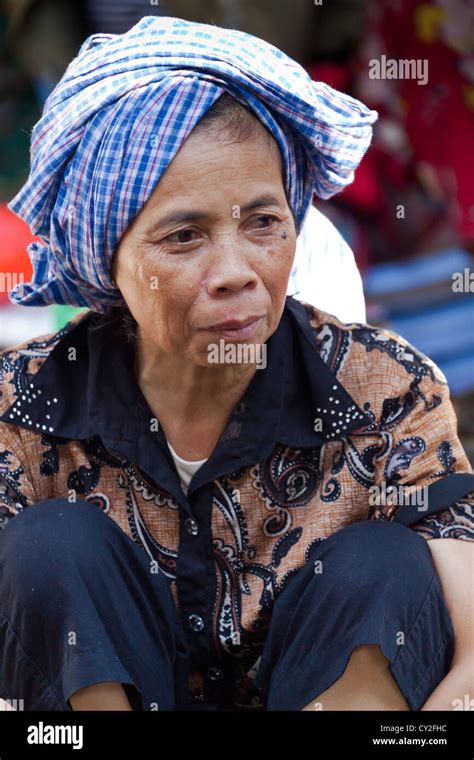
[185,517,199,536]
[188,613,205,631]
[207,667,223,681]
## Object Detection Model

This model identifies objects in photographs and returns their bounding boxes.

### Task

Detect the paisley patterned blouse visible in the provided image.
[1,296,473,710]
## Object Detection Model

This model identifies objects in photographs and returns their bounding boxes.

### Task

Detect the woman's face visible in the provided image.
[111,122,297,366]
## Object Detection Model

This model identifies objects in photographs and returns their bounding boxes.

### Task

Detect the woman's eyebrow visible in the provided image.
[146,194,283,232]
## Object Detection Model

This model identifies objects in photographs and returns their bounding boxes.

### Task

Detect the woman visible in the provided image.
[0,16,473,713]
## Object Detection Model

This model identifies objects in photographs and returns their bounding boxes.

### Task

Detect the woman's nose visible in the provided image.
[207,270,259,295]
[205,241,259,295]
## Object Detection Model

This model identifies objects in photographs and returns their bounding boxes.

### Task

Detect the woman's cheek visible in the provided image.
[124,250,174,307]
[137,262,199,331]
[260,236,295,279]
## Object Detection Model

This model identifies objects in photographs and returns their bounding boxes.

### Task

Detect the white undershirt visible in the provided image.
[167,442,208,495]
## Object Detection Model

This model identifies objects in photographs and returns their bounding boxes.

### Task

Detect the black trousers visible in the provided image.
[0,498,455,711]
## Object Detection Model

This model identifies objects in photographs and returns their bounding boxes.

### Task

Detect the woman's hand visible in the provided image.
[420,661,473,710]
[420,538,474,710]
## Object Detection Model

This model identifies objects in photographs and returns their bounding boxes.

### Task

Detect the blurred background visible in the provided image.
[0,0,473,461]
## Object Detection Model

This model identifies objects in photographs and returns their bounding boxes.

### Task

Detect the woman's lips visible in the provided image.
[204,316,264,340]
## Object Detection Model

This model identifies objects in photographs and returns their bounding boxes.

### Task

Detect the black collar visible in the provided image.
[0,297,372,498]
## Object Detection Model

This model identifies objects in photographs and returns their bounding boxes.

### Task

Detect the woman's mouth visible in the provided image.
[204,316,264,340]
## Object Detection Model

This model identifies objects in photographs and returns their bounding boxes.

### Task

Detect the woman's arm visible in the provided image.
[420,538,474,710]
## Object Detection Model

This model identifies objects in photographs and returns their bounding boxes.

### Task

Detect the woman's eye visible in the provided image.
[166,228,199,244]
[163,216,278,244]
[251,215,278,229]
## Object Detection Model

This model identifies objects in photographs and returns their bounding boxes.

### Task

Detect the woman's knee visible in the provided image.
[319,518,435,591]
[0,498,119,593]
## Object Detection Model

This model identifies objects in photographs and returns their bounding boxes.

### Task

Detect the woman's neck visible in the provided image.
[133,335,258,459]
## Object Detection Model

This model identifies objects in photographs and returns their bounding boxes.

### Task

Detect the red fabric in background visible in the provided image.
[0,204,34,306]
[375,0,474,242]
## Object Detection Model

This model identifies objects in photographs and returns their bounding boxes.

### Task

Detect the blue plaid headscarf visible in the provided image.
[7,15,378,313]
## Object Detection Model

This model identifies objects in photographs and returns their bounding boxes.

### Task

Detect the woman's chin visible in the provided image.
[190,333,268,369]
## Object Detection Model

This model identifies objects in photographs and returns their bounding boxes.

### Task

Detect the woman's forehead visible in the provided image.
[141,134,287,215]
